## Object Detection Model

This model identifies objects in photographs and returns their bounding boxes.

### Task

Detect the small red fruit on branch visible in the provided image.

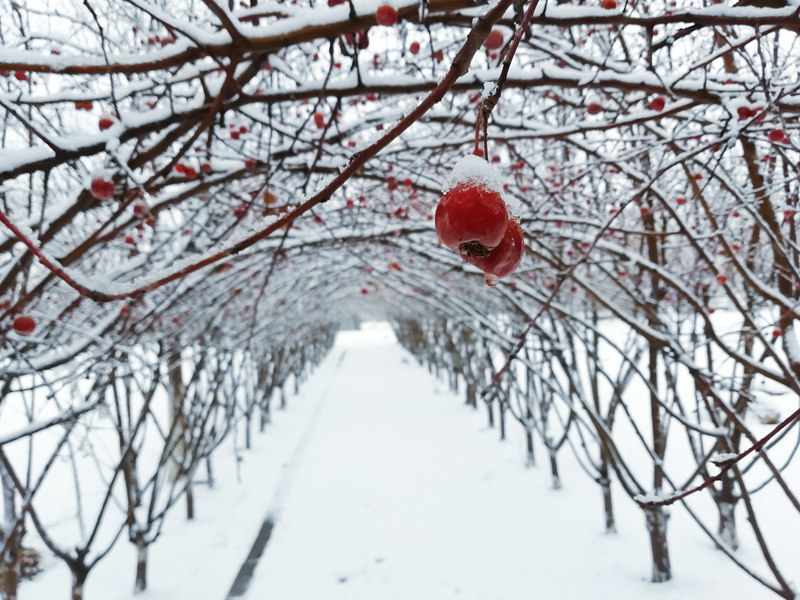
[98,115,115,130]
[376,5,398,25]
[586,102,603,115]
[90,176,115,201]
[483,30,504,50]
[648,96,665,111]
[769,129,788,143]
[600,0,617,8]
[12,315,36,335]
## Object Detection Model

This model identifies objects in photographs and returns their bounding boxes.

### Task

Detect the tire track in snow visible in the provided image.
[225,350,347,599]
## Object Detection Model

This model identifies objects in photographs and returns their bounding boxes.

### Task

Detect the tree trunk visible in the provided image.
[134,540,147,593]
[0,463,20,600]
[245,412,252,449]
[485,399,494,428]
[185,483,194,521]
[280,387,286,410]
[601,476,616,533]
[71,566,88,600]
[599,451,616,533]
[167,346,187,482]
[646,346,670,581]
[549,448,561,490]
[525,428,535,467]
[645,507,671,582]
[466,385,477,408]
[1,553,19,600]
[206,457,214,489]
[498,402,506,441]
[715,472,739,550]
[259,403,269,432]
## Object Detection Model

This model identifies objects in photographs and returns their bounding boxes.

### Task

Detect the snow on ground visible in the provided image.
[23,322,797,599]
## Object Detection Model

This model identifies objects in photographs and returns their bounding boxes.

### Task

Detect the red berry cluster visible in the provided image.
[435,179,524,286]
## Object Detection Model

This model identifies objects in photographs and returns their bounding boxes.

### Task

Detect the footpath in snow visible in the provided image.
[236,323,779,600]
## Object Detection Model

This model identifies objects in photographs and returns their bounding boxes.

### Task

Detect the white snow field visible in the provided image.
[23,322,799,600]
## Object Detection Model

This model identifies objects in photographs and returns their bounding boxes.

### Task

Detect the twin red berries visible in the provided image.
[435,157,524,286]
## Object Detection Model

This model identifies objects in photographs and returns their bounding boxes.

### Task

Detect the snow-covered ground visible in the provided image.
[23,322,797,599]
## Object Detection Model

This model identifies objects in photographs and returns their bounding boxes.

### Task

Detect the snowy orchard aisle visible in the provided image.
[239,324,780,600]
[21,323,788,600]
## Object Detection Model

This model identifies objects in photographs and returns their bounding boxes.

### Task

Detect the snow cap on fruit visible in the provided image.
[444,154,503,195]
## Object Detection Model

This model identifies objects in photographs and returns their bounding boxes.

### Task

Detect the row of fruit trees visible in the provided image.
[1,0,800,597]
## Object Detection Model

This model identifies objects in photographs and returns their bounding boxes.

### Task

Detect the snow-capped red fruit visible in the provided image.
[586,102,603,115]
[75,101,93,110]
[12,315,36,335]
[328,0,346,5]
[233,204,248,219]
[376,5,398,25]
[98,115,115,130]
[245,158,256,169]
[648,96,665,111]
[600,0,617,8]
[435,182,509,257]
[716,274,727,285]
[14,71,28,81]
[314,112,326,129]
[409,41,420,55]
[120,306,130,316]
[184,166,197,179]
[483,30,504,50]
[90,177,115,201]
[466,219,524,286]
[201,162,212,173]
[133,202,148,218]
